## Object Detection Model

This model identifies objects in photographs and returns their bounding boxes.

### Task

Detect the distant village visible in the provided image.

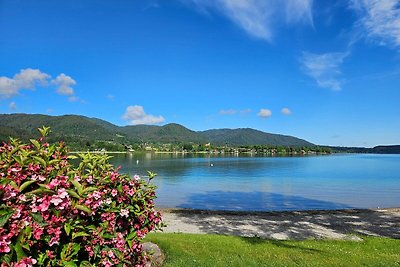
[90,141,331,155]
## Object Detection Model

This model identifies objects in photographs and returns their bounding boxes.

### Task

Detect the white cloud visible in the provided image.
[52,73,76,96]
[219,109,237,115]
[240,108,252,114]
[220,108,252,115]
[300,51,349,91]
[351,0,400,48]
[123,105,165,125]
[106,94,115,101]
[184,0,313,41]
[281,107,291,115]
[257,108,272,118]
[9,102,17,111]
[0,69,79,101]
[0,68,50,98]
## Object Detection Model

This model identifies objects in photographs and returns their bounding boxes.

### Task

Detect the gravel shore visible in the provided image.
[159,208,400,240]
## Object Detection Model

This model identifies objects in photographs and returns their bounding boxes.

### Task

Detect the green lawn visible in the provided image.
[145,233,400,267]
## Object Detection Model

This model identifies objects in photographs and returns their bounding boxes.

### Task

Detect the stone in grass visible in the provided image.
[143,242,165,267]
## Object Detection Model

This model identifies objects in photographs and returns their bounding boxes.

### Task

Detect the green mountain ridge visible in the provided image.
[0,113,314,147]
[201,128,313,146]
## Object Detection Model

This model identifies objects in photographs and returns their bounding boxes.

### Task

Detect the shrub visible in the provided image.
[0,127,163,266]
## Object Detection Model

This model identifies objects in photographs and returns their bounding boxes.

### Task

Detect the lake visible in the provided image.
[109,153,400,212]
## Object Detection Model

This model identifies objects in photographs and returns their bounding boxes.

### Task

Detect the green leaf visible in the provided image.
[0,208,14,227]
[85,225,97,231]
[33,156,47,167]
[30,139,41,150]
[19,180,36,192]
[71,180,83,195]
[75,204,92,214]
[63,261,78,267]
[30,212,47,227]
[147,171,157,180]
[79,261,93,267]
[66,189,80,199]
[38,126,51,137]
[127,230,136,240]
[72,231,90,240]
[126,239,133,249]
[10,146,20,155]
[29,187,54,195]
[49,159,61,165]
[102,233,115,239]
[0,178,12,185]
[64,223,72,236]
[82,186,98,194]
[14,241,27,261]
[2,245,14,264]
[10,181,18,189]
[37,253,48,265]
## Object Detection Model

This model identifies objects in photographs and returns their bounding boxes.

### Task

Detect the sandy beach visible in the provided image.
[159,208,400,240]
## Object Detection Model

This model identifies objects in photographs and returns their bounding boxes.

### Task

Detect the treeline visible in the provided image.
[328,145,400,154]
[120,143,331,155]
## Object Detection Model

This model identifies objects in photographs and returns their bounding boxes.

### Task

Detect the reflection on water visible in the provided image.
[109,153,400,211]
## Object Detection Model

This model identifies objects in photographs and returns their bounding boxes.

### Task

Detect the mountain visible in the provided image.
[201,128,314,147]
[0,114,121,143]
[0,113,314,147]
[120,123,207,144]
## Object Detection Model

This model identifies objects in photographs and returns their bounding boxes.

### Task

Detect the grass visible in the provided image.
[145,233,400,266]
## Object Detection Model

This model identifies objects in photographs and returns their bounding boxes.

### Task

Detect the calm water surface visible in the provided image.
[109,153,400,211]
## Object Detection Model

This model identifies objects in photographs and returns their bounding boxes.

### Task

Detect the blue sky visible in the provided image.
[0,0,399,147]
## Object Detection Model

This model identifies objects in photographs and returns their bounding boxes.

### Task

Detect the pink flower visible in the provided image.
[36,197,50,212]
[104,198,112,205]
[127,189,135,196]
[50,196,63,206]
[120,209,129,217]
[10,167,21,172]
[85,245,94,257]
[0,236,11,253]
[134,175,140,181]
[111,189,118,197]
[32,226,44,240]
[46,178,60,189]
[101,260,113,267]
[107,250,115,258]
[14,257,37,267]
[58,188,69,199]
[18,194,27,202]
[92,191,101,200]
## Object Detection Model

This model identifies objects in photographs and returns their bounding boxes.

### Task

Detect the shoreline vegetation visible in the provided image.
[1,113,399,154]
[70,147,332,156]
[70,145,332,155]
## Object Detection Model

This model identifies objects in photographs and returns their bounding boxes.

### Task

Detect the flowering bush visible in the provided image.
[0,127,163,266]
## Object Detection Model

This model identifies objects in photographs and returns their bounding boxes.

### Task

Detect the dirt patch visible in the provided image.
[158,208,400,240]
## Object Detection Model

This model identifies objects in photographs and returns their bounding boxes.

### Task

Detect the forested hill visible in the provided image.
[200,128,314,146]
[0,113,314,148]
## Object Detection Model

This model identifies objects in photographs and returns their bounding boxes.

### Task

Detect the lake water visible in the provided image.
[109,153,400,212]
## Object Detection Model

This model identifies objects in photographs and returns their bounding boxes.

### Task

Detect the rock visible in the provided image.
[143,242,165,267]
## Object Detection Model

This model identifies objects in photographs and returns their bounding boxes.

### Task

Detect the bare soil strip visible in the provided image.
[159,208,400,240]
